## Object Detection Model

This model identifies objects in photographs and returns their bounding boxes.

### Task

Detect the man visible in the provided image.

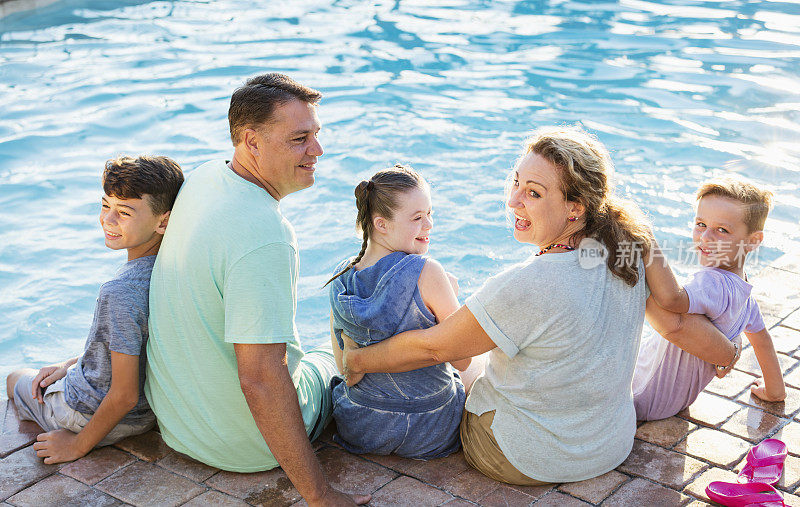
[145,73,369,506]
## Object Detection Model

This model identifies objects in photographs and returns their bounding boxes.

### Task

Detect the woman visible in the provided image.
[342,126,738,485]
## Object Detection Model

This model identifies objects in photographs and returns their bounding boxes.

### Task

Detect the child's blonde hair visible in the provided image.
[696,176,773,233]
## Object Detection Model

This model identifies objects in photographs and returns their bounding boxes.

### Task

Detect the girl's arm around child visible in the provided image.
[644,237,739,375]
[644,239,785,400]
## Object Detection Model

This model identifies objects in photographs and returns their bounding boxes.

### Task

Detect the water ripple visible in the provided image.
[1,0,799,391]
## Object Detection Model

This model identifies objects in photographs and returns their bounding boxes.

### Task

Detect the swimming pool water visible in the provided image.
[1,0,799,396]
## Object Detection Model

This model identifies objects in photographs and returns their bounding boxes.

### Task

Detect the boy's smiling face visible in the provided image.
[100,194,169,261]
[692,194,763,276]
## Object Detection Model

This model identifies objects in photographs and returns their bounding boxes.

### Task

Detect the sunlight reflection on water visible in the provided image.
[1,0,798,393]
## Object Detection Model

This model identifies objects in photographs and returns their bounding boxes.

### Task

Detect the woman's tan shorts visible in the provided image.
[459,410,549,486]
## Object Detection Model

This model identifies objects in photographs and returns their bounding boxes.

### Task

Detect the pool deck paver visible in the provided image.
[2,253,800,506]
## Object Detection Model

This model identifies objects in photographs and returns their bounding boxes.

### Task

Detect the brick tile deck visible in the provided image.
[2,254,800,506]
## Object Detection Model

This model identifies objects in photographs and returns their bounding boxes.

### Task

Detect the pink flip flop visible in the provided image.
[738,438,788,485]
[706,481,785,506]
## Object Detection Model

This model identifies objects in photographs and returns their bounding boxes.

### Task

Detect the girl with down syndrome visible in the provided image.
[326,164,472,459]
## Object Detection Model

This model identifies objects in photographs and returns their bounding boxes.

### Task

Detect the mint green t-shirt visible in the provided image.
[145,159,323,472]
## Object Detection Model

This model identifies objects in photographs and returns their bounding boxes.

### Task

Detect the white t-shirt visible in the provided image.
[465,249,647,483]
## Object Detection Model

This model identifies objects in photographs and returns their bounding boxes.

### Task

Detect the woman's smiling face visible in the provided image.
[507,152,574,248]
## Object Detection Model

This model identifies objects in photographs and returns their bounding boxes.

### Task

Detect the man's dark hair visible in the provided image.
[103,155,184,215]
[228,73,322,145]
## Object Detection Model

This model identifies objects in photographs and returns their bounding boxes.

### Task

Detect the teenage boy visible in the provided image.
[6,155,183,464]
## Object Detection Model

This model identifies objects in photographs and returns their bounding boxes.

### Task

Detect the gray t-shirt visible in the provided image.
[63,255,156,426]
[465,249,647,483]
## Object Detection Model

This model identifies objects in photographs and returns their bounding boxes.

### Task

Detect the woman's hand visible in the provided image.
[31,362,70,403]
[340,334,364,387]
[341,307,495,381]
[714,335,742,379]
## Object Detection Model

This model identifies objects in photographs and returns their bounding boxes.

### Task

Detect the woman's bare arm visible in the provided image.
[646,296,736,366]
[344,305,495,383]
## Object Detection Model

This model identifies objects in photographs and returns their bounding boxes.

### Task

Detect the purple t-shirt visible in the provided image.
[633,267,765,421]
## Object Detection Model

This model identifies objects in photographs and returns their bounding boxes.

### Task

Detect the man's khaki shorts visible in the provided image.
[460,409,549,486]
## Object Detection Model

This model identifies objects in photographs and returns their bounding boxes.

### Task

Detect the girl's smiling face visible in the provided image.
[507,152,576,248]
[379,186,433,255]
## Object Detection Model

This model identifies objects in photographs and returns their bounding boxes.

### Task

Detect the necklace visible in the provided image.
[536,243,576,256]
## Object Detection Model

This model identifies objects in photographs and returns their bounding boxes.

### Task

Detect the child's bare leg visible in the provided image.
[460,352,489,395]
[6,368,37,400]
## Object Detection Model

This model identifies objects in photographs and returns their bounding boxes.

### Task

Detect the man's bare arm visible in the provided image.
[234,343,369,506]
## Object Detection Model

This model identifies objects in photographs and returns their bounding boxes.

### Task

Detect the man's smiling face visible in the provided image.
[251,98,323,199]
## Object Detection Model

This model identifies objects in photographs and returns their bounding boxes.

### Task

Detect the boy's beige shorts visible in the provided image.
[12,373,153,447]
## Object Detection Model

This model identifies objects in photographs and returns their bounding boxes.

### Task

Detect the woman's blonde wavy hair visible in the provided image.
[524,126,652,287]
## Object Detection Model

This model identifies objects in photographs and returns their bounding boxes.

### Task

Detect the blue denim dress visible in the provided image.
[329,251,465,459]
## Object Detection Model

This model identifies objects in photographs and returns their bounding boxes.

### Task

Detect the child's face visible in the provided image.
[99,194,168,260]
[381,187,433,255]
[692,194,762,273]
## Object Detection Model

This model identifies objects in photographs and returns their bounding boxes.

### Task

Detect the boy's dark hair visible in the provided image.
[103,155,184,215]
[325,164,426,287]
[228,73,322,146]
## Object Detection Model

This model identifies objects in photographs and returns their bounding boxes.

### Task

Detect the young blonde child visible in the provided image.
[326,164,471,459]
[634,175,785,421]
